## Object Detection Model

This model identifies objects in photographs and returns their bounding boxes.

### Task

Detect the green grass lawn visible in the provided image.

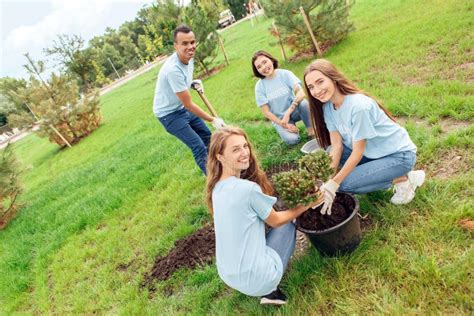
[1,0,473,314]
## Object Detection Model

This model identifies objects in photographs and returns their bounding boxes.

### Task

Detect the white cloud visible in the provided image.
[1,0,151,78]
[6,0,127,52]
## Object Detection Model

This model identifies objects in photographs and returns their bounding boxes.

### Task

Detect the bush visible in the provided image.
[10,74,101,147]
[272,151,333,208]
[9,51,102,148]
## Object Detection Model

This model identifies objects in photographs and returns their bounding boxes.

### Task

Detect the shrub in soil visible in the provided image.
[272,151,357,230]
[272,151,333,208]
[0,144,22,229]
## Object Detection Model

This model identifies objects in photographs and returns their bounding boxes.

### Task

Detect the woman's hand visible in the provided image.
[280,113,290,128]
[297,194,325,212]
[286,123,299,134]
[319,179,340,215]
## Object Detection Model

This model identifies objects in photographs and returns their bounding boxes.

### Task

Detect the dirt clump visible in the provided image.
[297,193,354,231]
[288,42,335,62]
[142,224,215,289]
[458,219,474,232]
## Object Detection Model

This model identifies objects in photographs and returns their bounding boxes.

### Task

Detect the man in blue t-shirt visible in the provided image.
[153,25,225,174]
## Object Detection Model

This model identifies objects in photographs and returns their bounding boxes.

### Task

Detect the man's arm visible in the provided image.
[176,90,214,122]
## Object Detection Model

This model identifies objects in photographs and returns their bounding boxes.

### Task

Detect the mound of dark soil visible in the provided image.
[142,224,215,289]
[297,193,355,231]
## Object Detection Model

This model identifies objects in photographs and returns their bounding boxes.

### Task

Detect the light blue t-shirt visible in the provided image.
[255,69,300,118]
[323,94,417,159]
[212,176,283,296]
[153,52,194,118]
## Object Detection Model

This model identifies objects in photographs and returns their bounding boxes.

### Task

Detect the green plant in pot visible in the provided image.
[272,151,361,256]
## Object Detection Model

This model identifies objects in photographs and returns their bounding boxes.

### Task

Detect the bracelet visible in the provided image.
[291,101,298,108]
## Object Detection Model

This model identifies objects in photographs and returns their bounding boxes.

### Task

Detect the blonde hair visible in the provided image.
[205,126,273,213]
[303,59,395,148]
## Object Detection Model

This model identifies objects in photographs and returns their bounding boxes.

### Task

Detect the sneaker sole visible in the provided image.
[260,298,287,305]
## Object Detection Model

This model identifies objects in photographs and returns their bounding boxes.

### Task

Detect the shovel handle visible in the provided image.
[197,91,219,117]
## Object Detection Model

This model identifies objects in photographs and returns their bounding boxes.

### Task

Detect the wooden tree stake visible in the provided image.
[272,22,287,62]
[299,6,322,56]
[217,35,230,66]
[25,103,72,148]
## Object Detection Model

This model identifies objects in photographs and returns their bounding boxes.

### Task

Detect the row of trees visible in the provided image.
[42,0,247,93]
[0,0,353,146]
[0,0,242,143]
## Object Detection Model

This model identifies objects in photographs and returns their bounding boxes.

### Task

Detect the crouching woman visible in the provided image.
[206,126,318,305]
[303,59,425,214]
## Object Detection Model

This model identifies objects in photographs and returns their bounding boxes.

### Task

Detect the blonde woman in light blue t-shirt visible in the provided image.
[252,51,314,145]
[303,59,426,214]
[205,126,321,305]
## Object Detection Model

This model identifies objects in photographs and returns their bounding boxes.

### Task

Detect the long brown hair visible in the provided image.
[303,59,395,149]
[205,126,273,213]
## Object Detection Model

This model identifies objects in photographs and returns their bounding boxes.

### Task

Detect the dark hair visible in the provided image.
[251,50,279,79]
[173,24,193,42]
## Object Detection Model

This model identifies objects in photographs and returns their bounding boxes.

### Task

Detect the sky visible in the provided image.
[0,0,156,79]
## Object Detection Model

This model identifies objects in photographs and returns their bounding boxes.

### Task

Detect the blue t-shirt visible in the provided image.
[255,69,301,118]
[323,94,417,159]
[212,176,283,296]
[153,52,194,118]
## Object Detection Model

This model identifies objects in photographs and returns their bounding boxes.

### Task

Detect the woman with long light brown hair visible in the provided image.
[303,59,425,214]
[206,126,318,305]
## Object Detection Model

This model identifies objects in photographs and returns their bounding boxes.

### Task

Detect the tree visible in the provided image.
[145,0,183,52]
[0,77,29,126]
[262,0,354,54]
[0,144,22,229]
[9,54,101,147]
[44,34,97,92]
[185,0,224,76]
[225,0,247,19]
[137,32,164,62]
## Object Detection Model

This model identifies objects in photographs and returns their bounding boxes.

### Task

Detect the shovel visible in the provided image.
[190,80,219,117]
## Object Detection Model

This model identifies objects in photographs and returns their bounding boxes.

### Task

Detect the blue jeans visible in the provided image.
[273,99,312,145]
[158,108,211,174]
[266,222,296,273]
[337,145,416,194]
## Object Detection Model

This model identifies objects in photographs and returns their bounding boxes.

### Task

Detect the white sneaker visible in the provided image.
[390,170,426,205]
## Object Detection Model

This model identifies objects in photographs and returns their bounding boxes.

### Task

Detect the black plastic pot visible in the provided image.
[296,193,361,256]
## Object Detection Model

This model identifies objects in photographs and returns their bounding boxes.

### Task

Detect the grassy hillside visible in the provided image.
[1,0,472,313]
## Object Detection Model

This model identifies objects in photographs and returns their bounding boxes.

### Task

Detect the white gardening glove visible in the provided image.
[191,79,204,93]
[319,179,339,215]
[211,117,226,129]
